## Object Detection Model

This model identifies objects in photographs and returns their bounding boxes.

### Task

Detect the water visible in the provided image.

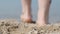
[0,0,60,23]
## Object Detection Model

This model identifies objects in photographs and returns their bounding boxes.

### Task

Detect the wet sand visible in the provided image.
[0,19,60,34]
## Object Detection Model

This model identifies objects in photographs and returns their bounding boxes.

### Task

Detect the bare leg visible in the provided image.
[21,0,32,23]
[36,0,51,26]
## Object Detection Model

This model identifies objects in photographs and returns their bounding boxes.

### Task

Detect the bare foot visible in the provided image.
[36,20,47,27]
[20,14,33,23]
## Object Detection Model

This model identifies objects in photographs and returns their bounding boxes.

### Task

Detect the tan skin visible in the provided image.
[21,0,51,27]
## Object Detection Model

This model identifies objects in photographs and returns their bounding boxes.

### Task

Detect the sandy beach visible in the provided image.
[0,19,60,34]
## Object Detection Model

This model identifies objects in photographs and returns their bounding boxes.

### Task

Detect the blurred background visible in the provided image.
[0,0,60,23]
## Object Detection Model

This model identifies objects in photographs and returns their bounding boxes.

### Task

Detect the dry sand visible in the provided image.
[0,19,60,34]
